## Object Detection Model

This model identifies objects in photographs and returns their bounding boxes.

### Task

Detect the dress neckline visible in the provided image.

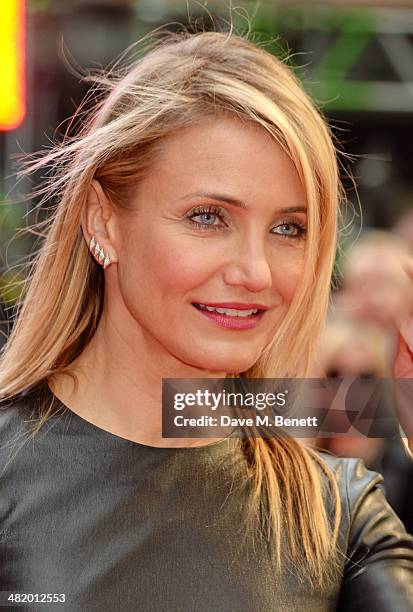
[39,378,236,454]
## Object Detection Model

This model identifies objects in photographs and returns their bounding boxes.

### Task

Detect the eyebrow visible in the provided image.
[180,191,307,214]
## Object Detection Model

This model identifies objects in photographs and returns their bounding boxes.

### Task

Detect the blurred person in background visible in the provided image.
[334,230,413,336]
[334,230,413,445]
[313,317,392,467]
[322,230,413,534]
[0,25,412,611]
[313,316,413,535]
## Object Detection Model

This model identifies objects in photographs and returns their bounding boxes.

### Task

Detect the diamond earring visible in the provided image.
[89,235,111,270]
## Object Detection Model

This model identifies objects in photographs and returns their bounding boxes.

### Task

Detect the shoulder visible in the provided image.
[0,393,34,466]
[316,451,384,511]
[0,384,51,472]
[315,451,393,537]
[315,451,411,547]
[316,451,413,605]
[0,394,30,443]
[0,380,52,433]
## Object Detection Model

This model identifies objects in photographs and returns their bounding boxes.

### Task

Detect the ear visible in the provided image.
[81,179,118,265]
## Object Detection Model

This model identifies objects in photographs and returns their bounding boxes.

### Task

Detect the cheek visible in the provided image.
[271,255,304,304]
[138,235,214,297]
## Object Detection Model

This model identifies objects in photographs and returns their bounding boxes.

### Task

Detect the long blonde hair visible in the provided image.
[0,27,344,588]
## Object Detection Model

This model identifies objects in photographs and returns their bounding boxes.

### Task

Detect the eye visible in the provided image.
[192,212,221,226]
[186,205,227,231]
[272,222,307,239]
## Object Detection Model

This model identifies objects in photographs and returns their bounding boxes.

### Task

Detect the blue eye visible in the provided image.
[186,205,307,239]
[193,212,220,226]
[272,222,306,239]
[186,205,227,231]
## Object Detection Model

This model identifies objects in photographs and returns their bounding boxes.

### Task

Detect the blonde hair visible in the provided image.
[0,27,344,588]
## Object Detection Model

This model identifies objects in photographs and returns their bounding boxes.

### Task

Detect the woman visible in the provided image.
[0,29,412,611]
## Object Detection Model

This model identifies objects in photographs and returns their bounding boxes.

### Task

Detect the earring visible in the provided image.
[89,235,111,270]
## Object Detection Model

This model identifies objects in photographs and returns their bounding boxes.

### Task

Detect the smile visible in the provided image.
[192,303,266,330]
[194,303,262,317]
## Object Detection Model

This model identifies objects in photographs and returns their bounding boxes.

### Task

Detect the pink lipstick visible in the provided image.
[192,302,267,330]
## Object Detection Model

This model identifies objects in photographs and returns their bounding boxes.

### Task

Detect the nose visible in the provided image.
[223,240,273,293]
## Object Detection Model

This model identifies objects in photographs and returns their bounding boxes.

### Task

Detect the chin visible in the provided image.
[187,351,258,375]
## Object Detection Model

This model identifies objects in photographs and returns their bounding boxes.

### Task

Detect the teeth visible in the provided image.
[196,304,259,317]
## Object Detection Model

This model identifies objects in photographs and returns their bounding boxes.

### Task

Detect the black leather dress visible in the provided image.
[0,384,412,611]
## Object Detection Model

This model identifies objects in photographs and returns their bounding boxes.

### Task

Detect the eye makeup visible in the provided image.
[185,204,307,239]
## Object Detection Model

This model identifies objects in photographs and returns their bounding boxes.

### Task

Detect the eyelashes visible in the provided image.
[185,204,307,239]
[186,205,228,232]
[273,222,307,239]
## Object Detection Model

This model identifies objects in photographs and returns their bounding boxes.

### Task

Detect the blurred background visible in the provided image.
[1,0,413,529]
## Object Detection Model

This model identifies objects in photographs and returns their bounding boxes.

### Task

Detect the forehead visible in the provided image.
[142,115,306,205]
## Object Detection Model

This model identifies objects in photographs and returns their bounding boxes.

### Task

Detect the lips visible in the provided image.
[192,302,268,311]
[192,302,266,330]
[192,303,263,317]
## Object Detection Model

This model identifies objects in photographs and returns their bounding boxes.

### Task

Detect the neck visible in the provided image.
[48,303,228,448]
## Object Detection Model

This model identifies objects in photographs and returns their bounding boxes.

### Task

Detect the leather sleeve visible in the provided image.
[337,458,413,611]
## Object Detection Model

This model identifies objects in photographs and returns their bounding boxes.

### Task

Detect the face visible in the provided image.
[112,115,308,373]
[340,247,413,328]
[326,341,382,378]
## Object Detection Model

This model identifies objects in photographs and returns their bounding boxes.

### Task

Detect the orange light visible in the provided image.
[0,0,26,131]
